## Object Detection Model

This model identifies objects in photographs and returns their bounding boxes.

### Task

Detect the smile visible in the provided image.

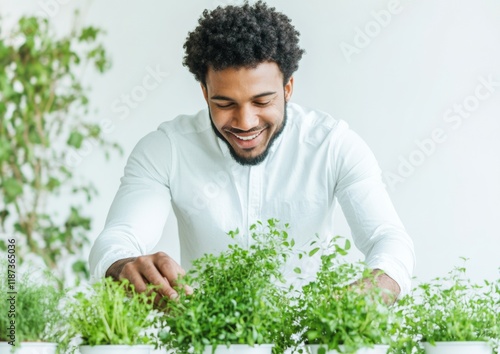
[227,130,264,141]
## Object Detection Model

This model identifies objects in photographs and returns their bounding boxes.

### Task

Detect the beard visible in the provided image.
[209,102,288,166]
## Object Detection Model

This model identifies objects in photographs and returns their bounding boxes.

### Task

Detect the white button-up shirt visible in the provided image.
[89,103,415,295]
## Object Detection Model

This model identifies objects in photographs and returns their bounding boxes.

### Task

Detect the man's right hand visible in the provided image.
[105,252,193,302]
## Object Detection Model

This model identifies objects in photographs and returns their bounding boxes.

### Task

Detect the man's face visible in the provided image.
[202,61,293,166]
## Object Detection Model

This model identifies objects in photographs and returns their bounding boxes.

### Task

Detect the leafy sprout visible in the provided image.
[160,219,296,354]
[294,236,401,354]
[393,259,499,353]
[66,277,159,347]
[0,266,65,347]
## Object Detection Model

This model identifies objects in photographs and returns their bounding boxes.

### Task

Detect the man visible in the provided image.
[89,1,415,302]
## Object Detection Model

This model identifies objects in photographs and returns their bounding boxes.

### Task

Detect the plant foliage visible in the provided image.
[294,237,400,354]
[394,259,499,353]
[0,267,65,345]
[66,277,159,347]
[0,15,120,284]
[160,219,296,354]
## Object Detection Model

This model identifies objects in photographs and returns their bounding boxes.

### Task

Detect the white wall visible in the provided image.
[2,0,499,284]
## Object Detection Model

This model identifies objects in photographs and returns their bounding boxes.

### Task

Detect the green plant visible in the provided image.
[66,277,159,347]
[0,266,65,348]
[160,219,296,354]
[395,259,499,353]
[294,237,400,354]
[0,15,120,284]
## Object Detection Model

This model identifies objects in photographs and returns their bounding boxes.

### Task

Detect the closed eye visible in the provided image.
[254,101,271,107]
[215,102,234,108]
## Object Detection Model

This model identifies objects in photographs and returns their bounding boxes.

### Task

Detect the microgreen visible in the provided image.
[293,236,400,354]
[66,277,159,347]
[0,269,64,347]
[160,219,296,353]
[394,259,499,353]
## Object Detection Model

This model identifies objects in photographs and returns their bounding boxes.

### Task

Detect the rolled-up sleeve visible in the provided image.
[89,129,173,280]
[333,128,415,297]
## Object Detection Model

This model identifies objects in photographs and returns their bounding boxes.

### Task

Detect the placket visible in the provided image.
[229,163,250,247]
[247,164,263,246]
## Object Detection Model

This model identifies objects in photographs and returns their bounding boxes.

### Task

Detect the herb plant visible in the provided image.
[0,15,120,285]
[395,260,499,353]
[160,219,296,354]
[294,237,400,354]
[66,277,159,347]
[0,268,65,347]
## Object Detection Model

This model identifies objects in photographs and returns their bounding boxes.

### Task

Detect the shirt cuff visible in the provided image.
[365,253,413,298]
[89,248,140,283]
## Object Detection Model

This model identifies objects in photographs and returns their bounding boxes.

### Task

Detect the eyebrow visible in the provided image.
[210,91,277,101]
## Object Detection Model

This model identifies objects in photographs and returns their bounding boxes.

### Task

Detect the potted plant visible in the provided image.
[66,276,160,354]
[395,259,498,354]
[160,219,296,354]
[293,237,400,354]
[0,267,65,354]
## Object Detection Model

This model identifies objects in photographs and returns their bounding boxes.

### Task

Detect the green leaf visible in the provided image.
[308,247,320,257]
[46,177,61,191]
[0,139,12,161]
[72,260,90,280]
[2,178,23,202]
[67,131,84,148]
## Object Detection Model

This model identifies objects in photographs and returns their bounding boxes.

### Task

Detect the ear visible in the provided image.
[201,83,209,104]
[284,76,294,102]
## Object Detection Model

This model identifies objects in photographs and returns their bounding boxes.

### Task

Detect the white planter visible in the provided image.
[79,345,154,354]
[203,344,274,353]
[423,341,492,354]
[0,342,57,354]
[306,344,389,354]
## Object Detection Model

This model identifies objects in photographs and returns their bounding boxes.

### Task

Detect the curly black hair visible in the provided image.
[183,1,305,86]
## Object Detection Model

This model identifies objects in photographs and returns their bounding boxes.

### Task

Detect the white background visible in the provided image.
[1,0,499,285]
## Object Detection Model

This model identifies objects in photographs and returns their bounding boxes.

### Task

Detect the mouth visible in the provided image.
[225,128,266,149]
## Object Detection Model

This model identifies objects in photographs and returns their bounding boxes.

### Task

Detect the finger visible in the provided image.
[119,263,148,293]
[135,257,178,299]
[154,253,188,293]
[184,284,194,295]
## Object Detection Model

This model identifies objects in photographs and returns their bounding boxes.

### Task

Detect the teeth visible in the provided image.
[233,132,260,141]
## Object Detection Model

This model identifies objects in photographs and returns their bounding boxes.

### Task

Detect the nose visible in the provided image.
[232,105,259,131]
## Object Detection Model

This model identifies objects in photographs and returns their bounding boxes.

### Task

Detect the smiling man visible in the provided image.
[89,1,415,303]
[204,62,291,165]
